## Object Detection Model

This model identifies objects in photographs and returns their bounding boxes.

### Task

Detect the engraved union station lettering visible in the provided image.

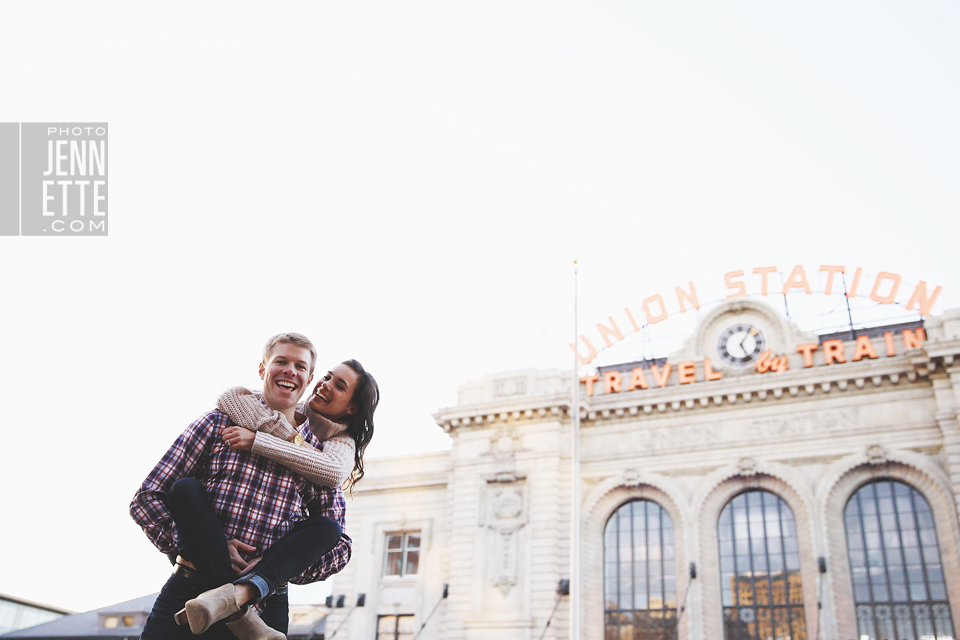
[746,410,858,438]
[638,423,723,450]
[633,411,858,452]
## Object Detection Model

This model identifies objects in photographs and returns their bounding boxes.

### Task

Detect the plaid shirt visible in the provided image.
[130,408,351,584]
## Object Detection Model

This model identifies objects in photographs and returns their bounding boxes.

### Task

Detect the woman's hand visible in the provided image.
[223,426,256,452]
[225,538,260,574]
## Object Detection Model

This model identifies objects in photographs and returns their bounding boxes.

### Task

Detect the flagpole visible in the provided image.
[571,260,581,640]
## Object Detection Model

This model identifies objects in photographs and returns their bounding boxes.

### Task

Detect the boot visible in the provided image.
[175,583,242,635]
[225,609,286,640]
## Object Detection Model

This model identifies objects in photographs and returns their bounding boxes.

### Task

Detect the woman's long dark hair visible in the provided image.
[341,359,378,492]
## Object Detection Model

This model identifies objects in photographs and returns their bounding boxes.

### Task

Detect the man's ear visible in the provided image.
[259,362,266,379]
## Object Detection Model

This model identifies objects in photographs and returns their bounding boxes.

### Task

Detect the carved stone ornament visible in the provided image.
[494,488,523,520]
[491,525,523,597]
[481,482,527,598]
[623,468,642,486]
[494,574,516,597]
[867,444,889,465]
[495,378,527,398]
[737,457,759,477]
[486,429,524,482]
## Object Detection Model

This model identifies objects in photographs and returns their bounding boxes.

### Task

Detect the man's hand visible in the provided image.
[225,538,259,573]
[239,556,262,576]
[223,426,256,452]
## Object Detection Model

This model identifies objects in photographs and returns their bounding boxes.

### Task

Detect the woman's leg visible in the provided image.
[140,573,236,640]
[236,516,342,604]
[181,516,339,636]
[139,573,203,640]
[257,591,290,636]
[166,477,236,590]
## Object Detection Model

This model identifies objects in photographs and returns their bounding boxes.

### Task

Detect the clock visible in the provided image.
[717,323,766,366]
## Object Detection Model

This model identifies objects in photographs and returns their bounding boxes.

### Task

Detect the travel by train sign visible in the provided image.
[580,326,927,397]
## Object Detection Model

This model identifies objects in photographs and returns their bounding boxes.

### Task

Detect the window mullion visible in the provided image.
[614,512,623,616]
[779,497,793,640]
[909,488,932,640]
[900,489,919,640]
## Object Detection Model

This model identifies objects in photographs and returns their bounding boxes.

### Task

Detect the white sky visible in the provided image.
[1,1,959,613]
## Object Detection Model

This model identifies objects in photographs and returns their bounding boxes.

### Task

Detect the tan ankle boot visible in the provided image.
[177,583,242,635]
[225,609,286,640]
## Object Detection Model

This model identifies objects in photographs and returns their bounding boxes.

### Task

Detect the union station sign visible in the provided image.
[574,264,942,396]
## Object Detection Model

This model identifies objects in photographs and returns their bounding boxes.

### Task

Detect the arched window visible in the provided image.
[604,499,677,640]
[718,490,806,640]
[844,479,955,640]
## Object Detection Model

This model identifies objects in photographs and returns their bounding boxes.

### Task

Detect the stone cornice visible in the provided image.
[433,393,570,433]
[352,479,448,496]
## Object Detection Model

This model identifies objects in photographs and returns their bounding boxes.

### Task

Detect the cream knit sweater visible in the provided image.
[216,386,355,488]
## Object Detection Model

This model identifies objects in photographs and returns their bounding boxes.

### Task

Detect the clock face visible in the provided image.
[717,323,766,366]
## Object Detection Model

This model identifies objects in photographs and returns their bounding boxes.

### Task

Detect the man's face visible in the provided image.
[259,342,314,413]
[308,363,360,422]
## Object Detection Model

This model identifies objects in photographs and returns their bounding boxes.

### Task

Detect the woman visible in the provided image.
[169,359,378,640]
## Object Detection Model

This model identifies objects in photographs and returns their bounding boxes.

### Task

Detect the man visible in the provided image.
[130,333,350,639]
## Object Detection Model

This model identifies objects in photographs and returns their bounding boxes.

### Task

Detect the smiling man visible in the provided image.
[130,333,351,639]
[258,337,314,421]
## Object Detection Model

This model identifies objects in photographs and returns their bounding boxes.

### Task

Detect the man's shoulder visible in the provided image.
[181,408,231,434]
[198,406,230,422]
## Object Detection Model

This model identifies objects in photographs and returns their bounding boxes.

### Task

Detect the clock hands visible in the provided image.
[718,323,765,365]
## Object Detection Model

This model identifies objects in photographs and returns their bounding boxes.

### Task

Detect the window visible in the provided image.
[604,499,677,640]
[718,490,806,640]
[384,532,420,577]
[377,614,415,640]
[845,480,955,640]
[0,600,64,634]
[99,613,141,628]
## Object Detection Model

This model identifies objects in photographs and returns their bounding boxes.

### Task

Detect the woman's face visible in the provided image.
[308,363,360,421]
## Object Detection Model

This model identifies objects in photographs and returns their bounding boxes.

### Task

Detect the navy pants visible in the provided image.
[139,478,342,639]
[139,572,288,640]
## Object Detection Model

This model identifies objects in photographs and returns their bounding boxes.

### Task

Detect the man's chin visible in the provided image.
[264,392,298,412]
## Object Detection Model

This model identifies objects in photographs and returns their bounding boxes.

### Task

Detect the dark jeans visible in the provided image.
[139,573,289,640]
[240,508,342,602]
[139,477,342,638]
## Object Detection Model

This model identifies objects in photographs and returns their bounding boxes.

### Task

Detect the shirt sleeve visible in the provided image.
[251,432,355,488]
[128,411,219,554]
[289,487,353,584]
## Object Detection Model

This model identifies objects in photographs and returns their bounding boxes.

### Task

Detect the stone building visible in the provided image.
[326,300,960,640]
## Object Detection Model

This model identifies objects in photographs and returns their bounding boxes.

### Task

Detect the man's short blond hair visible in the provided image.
[262,332,318,374]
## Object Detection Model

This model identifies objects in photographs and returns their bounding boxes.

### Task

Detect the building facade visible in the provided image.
[0,595,71,637]
[327,300,960,640]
